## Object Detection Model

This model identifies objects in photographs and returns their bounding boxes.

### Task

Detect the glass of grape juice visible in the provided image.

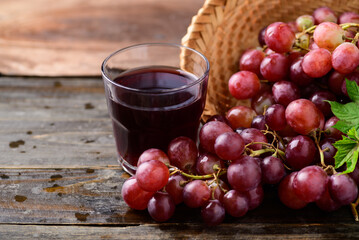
[101,43,209,174]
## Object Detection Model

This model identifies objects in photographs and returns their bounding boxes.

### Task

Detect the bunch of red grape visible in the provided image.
[121,6,359,226]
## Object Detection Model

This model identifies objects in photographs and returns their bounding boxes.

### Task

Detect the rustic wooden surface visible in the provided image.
[0,0,203,76]
[1,76,359,239]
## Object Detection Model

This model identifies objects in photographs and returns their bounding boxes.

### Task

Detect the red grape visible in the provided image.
[285,99,321,135]
[264,104,287,131]
[226,105,256,129]
[278,172,307,209]
[293,166,328,202]
[251,115,267,130]
[289,58,314,87]
[223,190,249,217]
[261,156,286,185]
[285,135,316,170]
[328,71,345,95]
[332,42,359,74]
[239,128,267,151]
[183,180,210,208]
[121,177,155,210]
[227,156,262,192]
[239,49,265,77]
[167,136,198,172]
[201,199,226,226]
[136,160,169,192]
[341,71,359,96]
[260,53,289,81]
[147,192,175,222]
[214,132,245,161]
[251,90,275,115]
[324,116,344,140]
[313,7,338,24]
[320,138,337,166]
[309,90,336,117]
[302,48,332,78]
[264,22,295,53]
[272,81,300,106]
[246,185,264,210]
[199,121,233,153]
[349,165,359,185]
[137,148,170,167]
[196,152,225,175]
[165,173,186,205]
[329,173,358,205]
[228,71,261,99]
[316,186,342,212]
[258,26,267,47]
[209,179,230,203]
[313,22,344,51]
[338,12,359,24]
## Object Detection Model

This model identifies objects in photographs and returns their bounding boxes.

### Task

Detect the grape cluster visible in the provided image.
[121,7,359,226]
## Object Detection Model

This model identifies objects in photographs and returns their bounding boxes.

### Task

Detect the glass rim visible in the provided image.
[101,43,210,94]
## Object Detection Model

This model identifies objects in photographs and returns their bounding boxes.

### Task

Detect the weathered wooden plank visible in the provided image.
[0,0,203,76]
[0,76,118,166]
[0,167,355,228]
[0,223,357,240]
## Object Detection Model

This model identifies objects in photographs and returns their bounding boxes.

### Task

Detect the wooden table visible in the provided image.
[0,1,358,239]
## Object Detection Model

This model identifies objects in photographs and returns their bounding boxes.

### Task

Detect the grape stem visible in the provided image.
[350,196,359,222]
[311,130,327,169]
[168,165,227,180]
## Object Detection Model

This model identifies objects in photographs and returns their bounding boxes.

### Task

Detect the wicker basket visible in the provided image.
[182,0,359,121]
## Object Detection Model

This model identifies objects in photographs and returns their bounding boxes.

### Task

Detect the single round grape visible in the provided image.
[251,90,275,115]
[264,22,295,53]
[287,21,298,33]
[289,58,314,87]
[246,185,264,210]
[313,22,344,51]
[272,81,300,106]
[302,48,332,78]
[239,49,265,77]
[316,186,342,212]
[260,53,289,82]
[313,7,338,24]
[206,114,231,125]
[309,40,320,50]
[137,148,170,167]
[261,156,286,185]
[288,51,303,64]
[227,155,262,192]
[296,15,315,31]
[349,165,359,185]
[324,116,344,140]
[264,104,286,131]
[214,132,245,161]
[201,199,226,226]
[285,135,316,170]
[223,190,249,217]
[199,121,233,153]
[329,173,358,205]
[338,12,359,24]
[240,128,267,151]
[136,160,169,192]
[165,173,186,205]
[332,42,359,74]
[209,179,230,203]
[226,105,256,129]
[258,26,267,47]
[228,71,261,99]
[251,115,267,130]
[341,71,359,96]
[328,71,345,96]
[121,177,155,210]
[278,172,307,209]
[285,99,321,135]
[183,180,210,208]
[196,152,225,175]
[147,192,175,222]
[293,166,328,203]
[309,90,336,117]
[167,136,198,172]
[320,138,337,166]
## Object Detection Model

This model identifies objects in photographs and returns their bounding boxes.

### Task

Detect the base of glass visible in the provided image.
[118,156,137,176]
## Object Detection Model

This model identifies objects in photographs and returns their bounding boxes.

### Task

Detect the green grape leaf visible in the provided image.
[333,128,359,174]
[346,79,359,104]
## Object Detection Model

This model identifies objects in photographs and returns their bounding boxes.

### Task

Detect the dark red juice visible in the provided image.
[106,66,207,167]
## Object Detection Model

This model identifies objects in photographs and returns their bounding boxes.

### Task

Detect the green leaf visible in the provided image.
[346,79,359,104]
[328,101,359,126]
[332,120,356,134]
[348,127,359,141]
[333,136,358,169]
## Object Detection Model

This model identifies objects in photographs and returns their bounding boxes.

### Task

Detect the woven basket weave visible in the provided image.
[182,0,359,121]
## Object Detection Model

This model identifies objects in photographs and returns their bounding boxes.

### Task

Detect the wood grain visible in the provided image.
[0,0,203,76]
[0,76,117,166]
